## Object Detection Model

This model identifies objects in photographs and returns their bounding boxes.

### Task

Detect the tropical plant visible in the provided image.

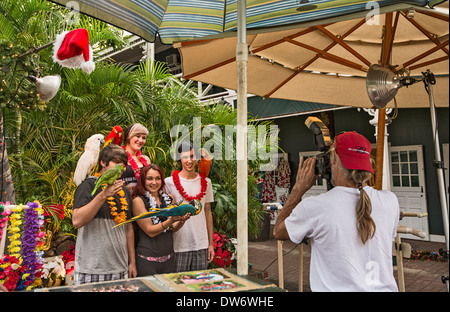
[0,0,130,205]
[1,1,282,243]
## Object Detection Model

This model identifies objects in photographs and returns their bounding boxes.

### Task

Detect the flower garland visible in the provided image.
[144,191,173,231]
[0,202,45,291]
[7,205,23,258]
[0,255,28,291]
[104,186,128,224]
[122,146,148,179]
[408,249,448,263]
[172,170,207,202]
[145,191,158,208]
[21,202,45,288]
[0,204,11,242]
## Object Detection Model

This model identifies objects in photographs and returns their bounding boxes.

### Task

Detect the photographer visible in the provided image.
[273,131,400,292]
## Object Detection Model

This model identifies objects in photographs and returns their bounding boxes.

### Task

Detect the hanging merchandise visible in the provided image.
[261,171,276,203]
[276,158,291,189]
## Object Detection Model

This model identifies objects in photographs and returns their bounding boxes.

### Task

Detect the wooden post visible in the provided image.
[298,243,303,292]
[374,108,386,190]
[395,235,405,292]
[277,240,284,289]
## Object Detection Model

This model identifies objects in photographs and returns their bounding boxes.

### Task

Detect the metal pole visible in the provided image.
[424,70,449,291]
[236,0,248,276]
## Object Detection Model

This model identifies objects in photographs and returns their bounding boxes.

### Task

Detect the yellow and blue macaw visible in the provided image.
[113,199,202,228]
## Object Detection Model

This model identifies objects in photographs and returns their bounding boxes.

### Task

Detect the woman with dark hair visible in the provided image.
[131,164,191,276]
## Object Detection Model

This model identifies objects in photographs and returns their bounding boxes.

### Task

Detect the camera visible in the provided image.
[305,116,333,187]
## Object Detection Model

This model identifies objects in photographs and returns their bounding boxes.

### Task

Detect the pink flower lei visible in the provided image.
[122,146,148,179]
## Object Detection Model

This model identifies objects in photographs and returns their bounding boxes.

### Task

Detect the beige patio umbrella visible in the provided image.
[177,3,448,109]
[175,1,449,271]
[176,1,448,191]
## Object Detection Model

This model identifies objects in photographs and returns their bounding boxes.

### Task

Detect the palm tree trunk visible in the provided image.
[0,110,16,204]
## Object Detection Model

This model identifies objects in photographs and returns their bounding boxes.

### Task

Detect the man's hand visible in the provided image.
[103,180,125,198]
[292,156,318,195]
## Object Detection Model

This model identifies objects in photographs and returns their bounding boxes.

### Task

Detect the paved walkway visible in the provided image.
[247,227,448,292]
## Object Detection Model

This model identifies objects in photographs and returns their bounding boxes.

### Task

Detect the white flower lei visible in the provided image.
[144,191,172,208]
[144,191,173,229]
[145,191,158,208]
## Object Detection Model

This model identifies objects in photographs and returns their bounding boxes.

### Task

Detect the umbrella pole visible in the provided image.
[424,71,449,291]
[236,0,248,276]
[375,108,386,190]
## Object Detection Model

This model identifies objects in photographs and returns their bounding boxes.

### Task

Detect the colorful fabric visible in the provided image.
[276,158,291,188]
[261,171,276,203]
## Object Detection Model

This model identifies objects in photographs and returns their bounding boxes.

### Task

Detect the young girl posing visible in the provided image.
[131,164,190,276]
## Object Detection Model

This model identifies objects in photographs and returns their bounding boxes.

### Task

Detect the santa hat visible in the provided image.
[52,28,95,74]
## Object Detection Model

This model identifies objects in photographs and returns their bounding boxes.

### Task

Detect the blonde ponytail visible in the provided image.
[330,147,376,244]
[351,171,376,244]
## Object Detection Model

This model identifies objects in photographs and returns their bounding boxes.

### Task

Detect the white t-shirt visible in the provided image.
[165,174,214,253]
[285,186,399,292]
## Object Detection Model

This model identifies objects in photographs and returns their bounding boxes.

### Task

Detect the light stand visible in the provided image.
[422,70,449,292]
[366,65,449,291]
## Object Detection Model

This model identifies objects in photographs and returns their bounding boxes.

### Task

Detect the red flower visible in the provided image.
[43,204,65,220]
[211,231,235,268]
[62,244,75,264]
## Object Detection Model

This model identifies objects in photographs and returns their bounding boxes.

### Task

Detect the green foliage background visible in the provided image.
[1,0,280,239]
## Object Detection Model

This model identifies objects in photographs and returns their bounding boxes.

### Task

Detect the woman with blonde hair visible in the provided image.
[121,123,151,192]
[274,131,400,292]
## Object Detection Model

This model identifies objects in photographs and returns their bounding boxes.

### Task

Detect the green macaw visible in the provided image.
[91,164,126,195]
[113,199,202,228]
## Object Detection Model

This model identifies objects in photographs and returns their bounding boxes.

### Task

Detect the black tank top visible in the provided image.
[121,164,141,185]
[135,193,174,257]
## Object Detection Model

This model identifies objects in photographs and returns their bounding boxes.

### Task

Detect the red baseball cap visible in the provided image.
[335,131,374,174]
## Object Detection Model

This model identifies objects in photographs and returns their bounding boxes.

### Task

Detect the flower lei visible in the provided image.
[7,205,23,258]
[0,202,45,291]
[144,191,173,230]
[0,255,27,291]
[172,170,207,201]
[409,249,449,263]
[21,202,45,287]
[145,191,158,209]
[122,146,148,179]
[104,186,128,224]
[0,204,11,243]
